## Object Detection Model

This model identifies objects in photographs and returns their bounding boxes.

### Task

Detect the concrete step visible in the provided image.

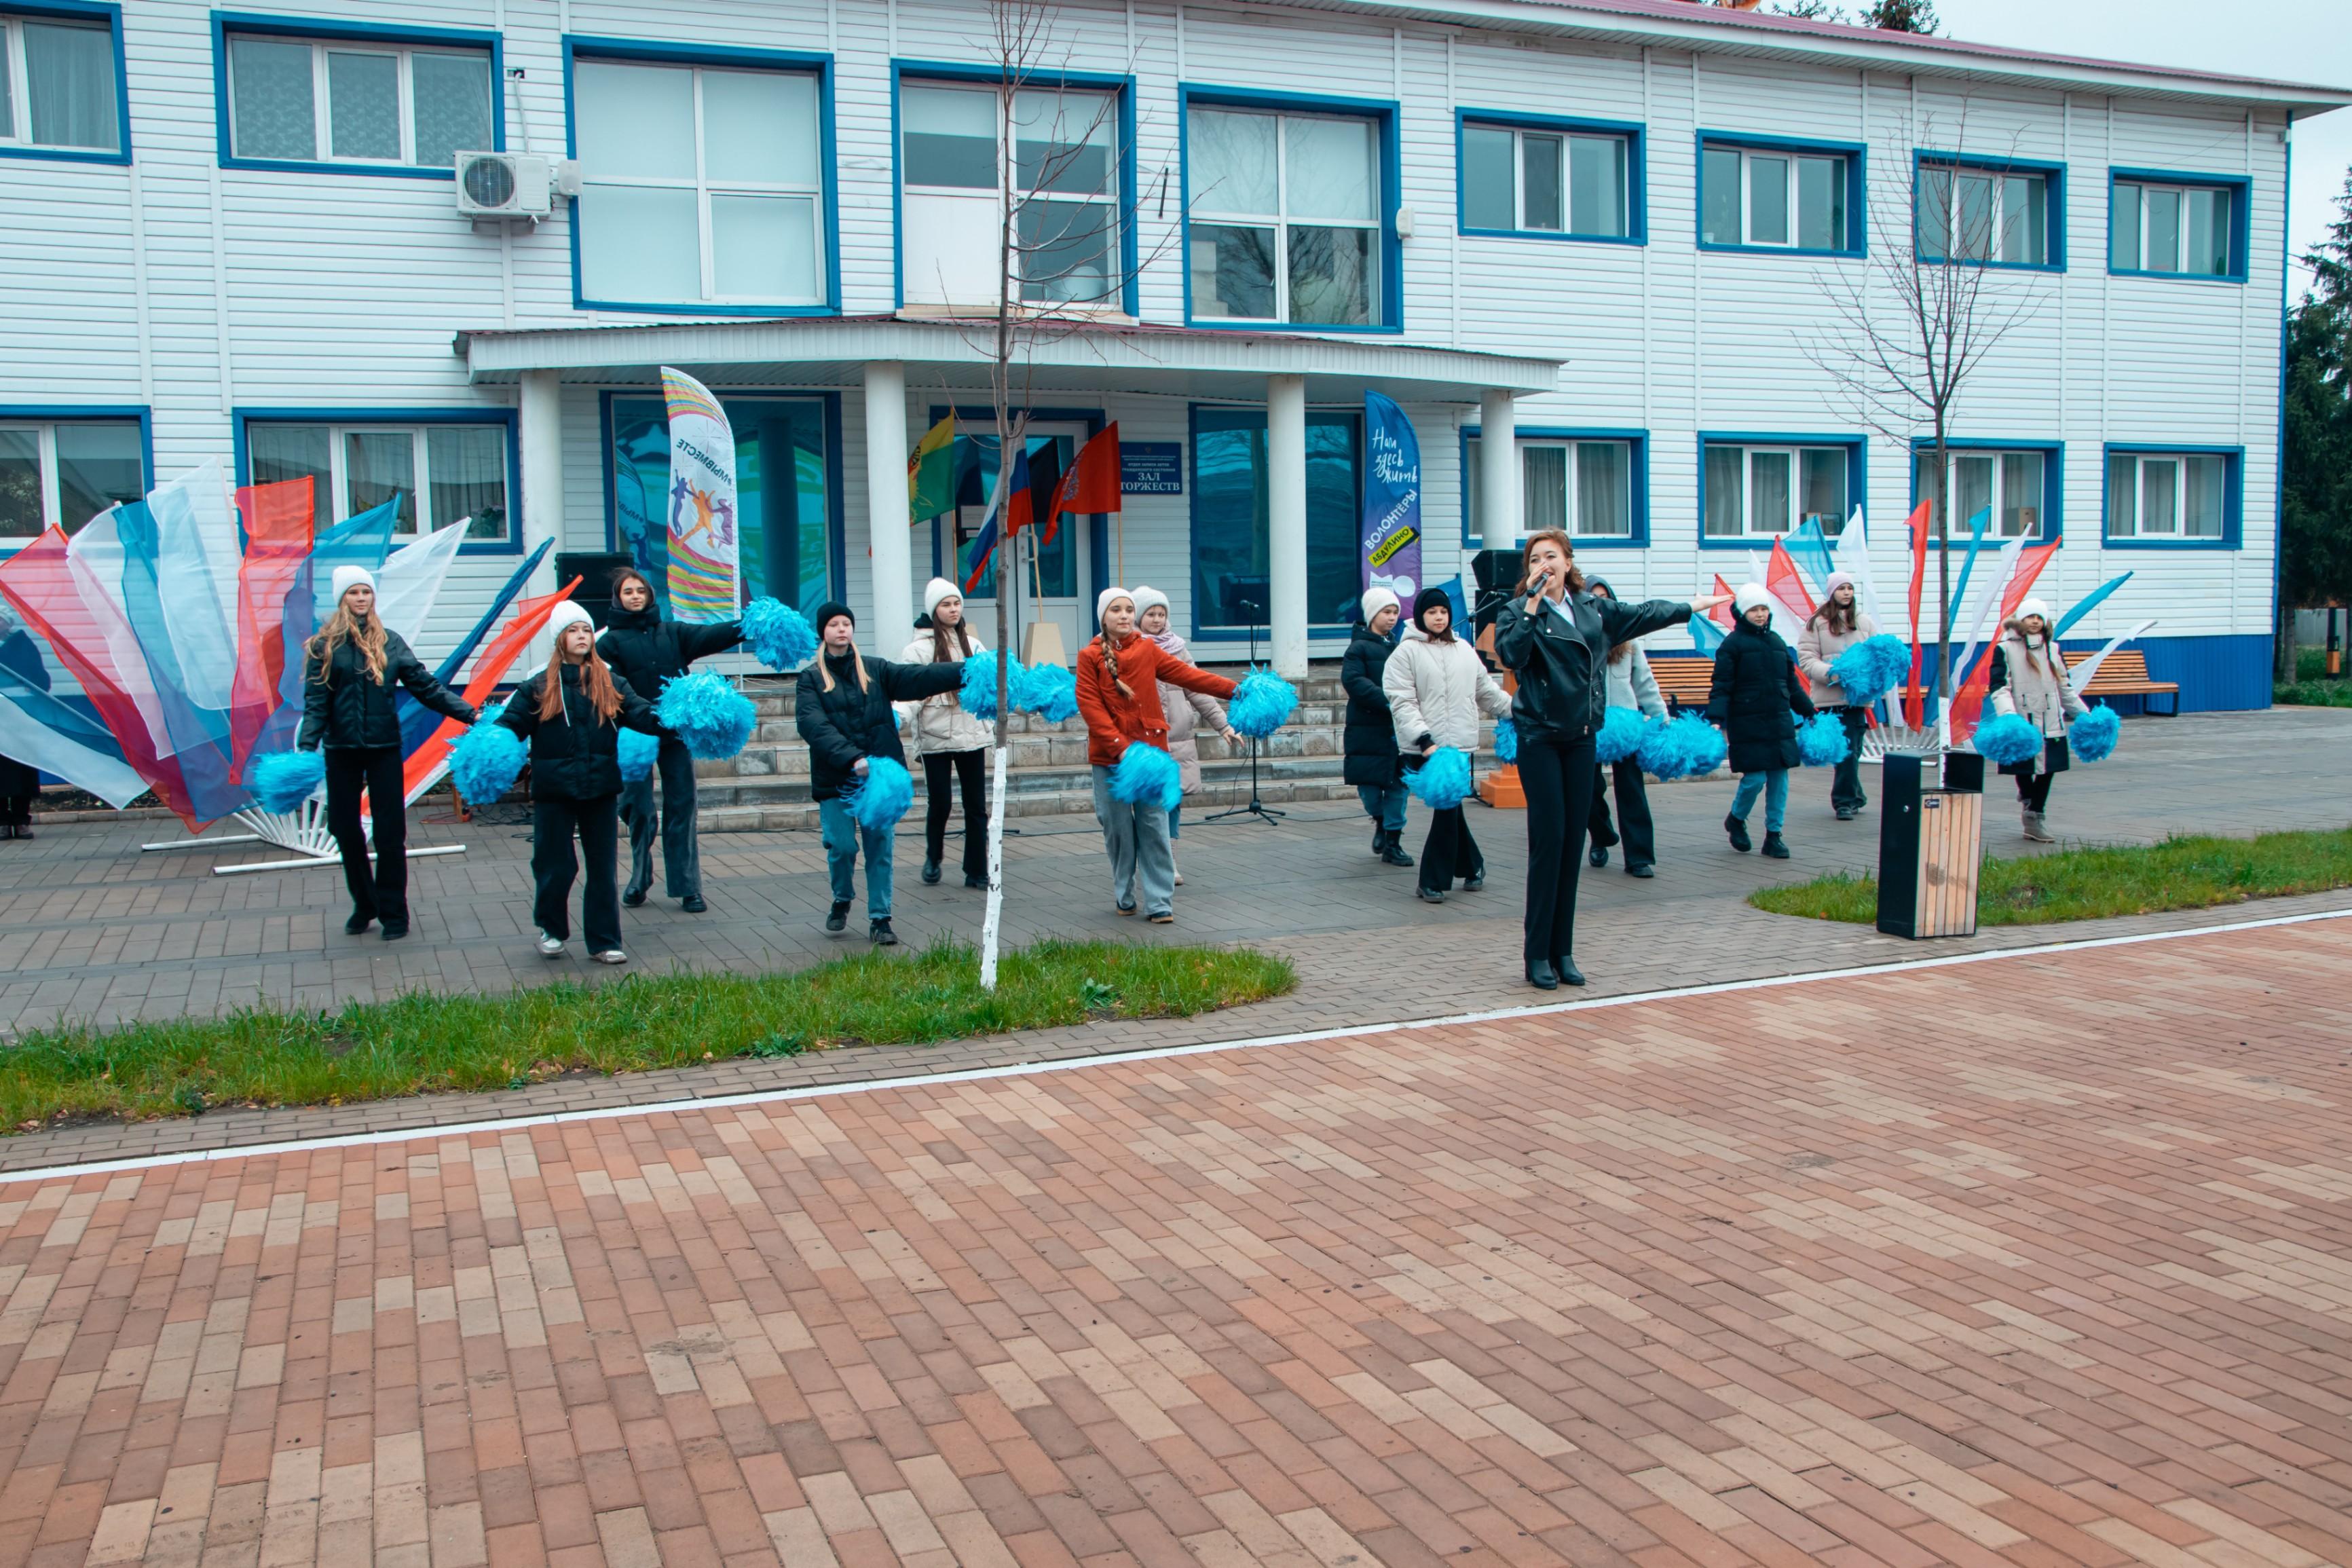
[701,713,1357,783]
[698,768,1367,834]
[695,746,1355,808]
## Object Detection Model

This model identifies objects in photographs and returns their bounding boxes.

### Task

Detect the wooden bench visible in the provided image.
[2064,649,2180,715]
[1647,656,1716,715]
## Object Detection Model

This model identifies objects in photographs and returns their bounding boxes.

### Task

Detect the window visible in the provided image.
[2105,450,2232,542]
[1190,103,1383,326]
[1913,449,2047,538]
[1192,406,1360,631]
[0,417,143,542]
[899,80,1121,310]
[1460,120,1631,240]
[224,30,492,169]
[2111,177,2237,278]
[1700,141,1850,251]
[1702,443,1849,538]
[245,419,510,544]
[608,395,834,616]
[1464,436,1636,542]
[573,56,826,309]
[1917,161,2051,266]
[0,8,120,155]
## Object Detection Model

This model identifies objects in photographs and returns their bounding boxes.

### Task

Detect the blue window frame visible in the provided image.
[892,62,1138,317]
[0,405,148,545]
[601,390,845,618]
[1189,403,1364,639]
[1698,433,1865,546]
[1696,133,1865,257]
[233,407,521,556]
[212,12,502,178]
[2102,444,2241,548]
[1458,426,1648,548]
[1909,439,2064,542]
[563,37,839,317]
[2108,168,2250,282]
[1181,85,1402,334]
[1456,111,1644,245]
[0,1,128,164]
[1913,151,2065,272]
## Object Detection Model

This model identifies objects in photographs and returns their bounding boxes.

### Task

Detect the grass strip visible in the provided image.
[1747,827,2352,927]
[0,939,1295,1130]
[2274,681,2352,709]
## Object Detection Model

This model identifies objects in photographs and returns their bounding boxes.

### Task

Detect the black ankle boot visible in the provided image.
[1725,813,1752,853]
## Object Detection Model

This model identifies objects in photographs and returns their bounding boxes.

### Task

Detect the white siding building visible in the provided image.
[3,0,2345,709]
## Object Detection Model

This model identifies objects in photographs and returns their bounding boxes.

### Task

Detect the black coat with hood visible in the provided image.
[595,605,743,709]
[1705,616,1817,774]
[300,631,476,751]
[496,663,667,800]
[1493,589,1691,746]
[1339,622,1402,787]
[794,650,964,802]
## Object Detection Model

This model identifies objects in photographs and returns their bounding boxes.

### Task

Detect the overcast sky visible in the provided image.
[1933,0,2352,297]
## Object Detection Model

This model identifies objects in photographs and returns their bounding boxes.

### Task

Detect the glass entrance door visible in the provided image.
[931,421,1094,664]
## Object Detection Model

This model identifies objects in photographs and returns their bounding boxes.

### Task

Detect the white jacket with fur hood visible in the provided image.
[895,629,995,755]
[1382,625,1512,752]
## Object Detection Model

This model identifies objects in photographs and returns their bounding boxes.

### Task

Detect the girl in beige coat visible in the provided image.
[898,578,994,887]
[1795,572,1880,820]
[1133,586,1237,885]
[1383,587,1512,901]
[1987,597,2087,843]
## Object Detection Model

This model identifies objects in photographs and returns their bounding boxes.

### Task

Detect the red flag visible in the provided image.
[398,578,581,805]
[1765,540,1817,625]
[1903,500,1931,730]
[1950,542,2060,739]
[230,478,316,773]
[1709,574,1736,629]
[1046,423,1121,548]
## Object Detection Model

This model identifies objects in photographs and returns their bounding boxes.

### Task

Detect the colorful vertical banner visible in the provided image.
[1361,392,1422,604]
[658,366,740,623]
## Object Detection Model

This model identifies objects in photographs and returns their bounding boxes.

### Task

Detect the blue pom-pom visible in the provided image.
[1109,742,1182,811]
[1826,633,1911,708]
[960,650,1024,722]
[1227,669,1298,740]
[656,669,756,761]
[1404,747,1473,810]
[843,755,914,832]
[2070,705,2119,764]
[1796,712,1851,768]
[741,597,817,671]
[1971,711,2044,766]
[246,749,325,813]
[1594,707,1643,766]
[449,719,527,804]
[1013,661,1079,724]
[1637,713,1728,782]
[1493,715,1518,763]
[618,727,660,782]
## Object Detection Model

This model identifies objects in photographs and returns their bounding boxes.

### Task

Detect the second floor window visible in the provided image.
[1701,143,1848,251]
[1460,122,1629,239]
[1704,443,1848,538]
[900,82,1120,311]
[1465,436,1634,541]
[2111,179,2234,276]
[0,419,143,541]
[226,33,492,168]
[246,421,510,544]
[1190,105,1383,326]
[574,58,825,309]
[1914,448,2047,538]
[0,11,119,153]
[2106,450,2228,540]
[1917,162,2049,266]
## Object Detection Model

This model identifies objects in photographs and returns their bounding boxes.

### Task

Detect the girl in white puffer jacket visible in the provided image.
[897,578,994,888]
[1383,587,1512,903]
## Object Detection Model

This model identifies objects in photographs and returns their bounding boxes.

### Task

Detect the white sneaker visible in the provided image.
[1172,849,1184,886]
[592,948,628,965]
[537,933,564,958]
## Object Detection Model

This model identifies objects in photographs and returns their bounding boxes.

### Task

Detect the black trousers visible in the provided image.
[620,734,701,899]
[1587,759,1655,871]
[2015,770,2055,811]
[0,796,31,827]
[324,745,407,926]
[1829,705,1869,813]
[1419,806,1482,895]
[923,748,988,878]
[1517,734,1599,966]
[534,793,622,953]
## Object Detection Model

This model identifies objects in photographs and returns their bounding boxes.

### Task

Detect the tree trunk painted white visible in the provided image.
[979,743,1009,990]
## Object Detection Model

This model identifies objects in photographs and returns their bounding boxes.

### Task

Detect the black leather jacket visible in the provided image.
[595,605,743,706]
[496,664,667,800]
[300,632,475,751]
[1493,591,1690,745]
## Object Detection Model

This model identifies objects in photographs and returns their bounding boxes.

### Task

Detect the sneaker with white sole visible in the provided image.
[592,949,627,965]
[537,933,564,958]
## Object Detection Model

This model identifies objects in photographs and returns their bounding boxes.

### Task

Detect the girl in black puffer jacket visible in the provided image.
[1706,584,1816,861]
[1341,587,1411,867]
[498,602,668,964]
[596,567,743,914]
[299,565,478,941]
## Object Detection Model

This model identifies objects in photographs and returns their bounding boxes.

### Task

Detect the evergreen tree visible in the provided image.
[1861,0,1938,31]
[2281,170,2352,677]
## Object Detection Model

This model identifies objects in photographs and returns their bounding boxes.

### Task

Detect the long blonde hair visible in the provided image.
[817,643,870,694]
[311,597,388,684]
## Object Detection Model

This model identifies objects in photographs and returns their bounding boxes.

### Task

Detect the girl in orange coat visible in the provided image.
[1075,587,1237,922]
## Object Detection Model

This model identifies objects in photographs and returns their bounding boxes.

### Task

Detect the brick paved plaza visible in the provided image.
[1,918,2348,1567]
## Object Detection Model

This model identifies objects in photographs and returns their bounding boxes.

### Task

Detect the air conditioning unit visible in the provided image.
[455,151,553,220]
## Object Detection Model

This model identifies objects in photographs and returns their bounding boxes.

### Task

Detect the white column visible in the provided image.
[863,360,912,645]
[1267,372,1309,679]
[1478,388,1518,548]
[518,369,563,596]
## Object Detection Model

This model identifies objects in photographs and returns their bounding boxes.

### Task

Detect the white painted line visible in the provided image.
[3,902,2347,1188]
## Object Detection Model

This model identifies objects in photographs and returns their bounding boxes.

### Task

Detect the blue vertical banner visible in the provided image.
[1361,391,1423,605]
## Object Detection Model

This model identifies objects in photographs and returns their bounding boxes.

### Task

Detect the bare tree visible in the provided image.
[1802,116,2042,744]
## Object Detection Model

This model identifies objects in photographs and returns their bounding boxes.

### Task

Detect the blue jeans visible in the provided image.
[1168,802,1182,840]
[1357,783,1407,833]
[1731,769,1790,834]
[819,798,893,918]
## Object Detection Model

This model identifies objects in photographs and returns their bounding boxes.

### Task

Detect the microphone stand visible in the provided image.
[1205,608,1284,825]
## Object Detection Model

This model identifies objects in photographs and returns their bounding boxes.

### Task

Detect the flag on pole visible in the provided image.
[1046,423,1121,547]
[1766,539,1818,627]
[908,415,956,525]
[1903,500,1932,730]
[2053,572,2132,641]
[1830,506,1885,627]
[658,367,739,622]
[960,443,1030,593]
[1949,541,2061,739]
[1709,574,1736,629]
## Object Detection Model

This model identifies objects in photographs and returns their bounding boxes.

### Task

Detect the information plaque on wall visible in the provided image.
[1120,442,1183,494]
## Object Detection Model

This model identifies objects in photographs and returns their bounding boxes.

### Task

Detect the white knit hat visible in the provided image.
[1823,571,1855,597]
[330,565,376,604]
[1733,582,1774,617]
[2015,597,2053,625]
[544,601,595,670]
[922,577,961,618]
[1131,585,1170,617]
[1360,586,1399,624]
[1096,586,1133,622]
